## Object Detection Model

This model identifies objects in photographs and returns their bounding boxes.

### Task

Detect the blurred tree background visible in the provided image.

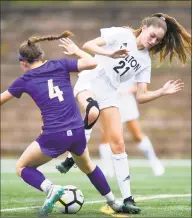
[1,1,191,158]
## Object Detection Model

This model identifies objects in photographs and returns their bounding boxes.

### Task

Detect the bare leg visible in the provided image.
[16,141,64,216]
[99,107,131,199]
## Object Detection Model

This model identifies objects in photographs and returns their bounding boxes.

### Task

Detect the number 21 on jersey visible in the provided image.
[48,79,64,102]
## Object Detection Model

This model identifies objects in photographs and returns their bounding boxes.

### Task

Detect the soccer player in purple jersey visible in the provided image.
[1,31,137,216]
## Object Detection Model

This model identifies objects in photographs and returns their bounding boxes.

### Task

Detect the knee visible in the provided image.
[110,139,125,154]
[15,162,23,177]
[88,107,100,124]
[84,98,100,129]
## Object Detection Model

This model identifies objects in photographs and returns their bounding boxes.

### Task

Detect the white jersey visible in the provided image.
[118,76,136,90]
[79,27,151,88]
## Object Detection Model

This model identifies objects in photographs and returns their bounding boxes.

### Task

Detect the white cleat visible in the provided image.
[152,159,165,176]
[40,185,64,216]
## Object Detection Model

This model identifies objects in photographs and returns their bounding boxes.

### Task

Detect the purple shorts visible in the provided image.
[36,127,86,158]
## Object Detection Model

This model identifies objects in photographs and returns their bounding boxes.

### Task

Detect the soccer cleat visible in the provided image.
[39,185,64,216]
[107,200,123,213]
[121,196,141,214]
[56,157,75,174]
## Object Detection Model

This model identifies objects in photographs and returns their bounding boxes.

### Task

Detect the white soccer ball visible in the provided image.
[55,185,84,214]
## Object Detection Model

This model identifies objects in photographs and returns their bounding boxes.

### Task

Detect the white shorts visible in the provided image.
[74,69,119,110]
[118,94,140,123]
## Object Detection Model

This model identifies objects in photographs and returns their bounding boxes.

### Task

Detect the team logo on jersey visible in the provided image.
[67,130,73,136]
[123,175,130,182]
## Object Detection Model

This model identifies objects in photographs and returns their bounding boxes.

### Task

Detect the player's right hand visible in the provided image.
[59,38,80,56]
[108,48,129,59]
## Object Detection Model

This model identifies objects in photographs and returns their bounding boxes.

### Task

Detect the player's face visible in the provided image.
[141,25,166,50]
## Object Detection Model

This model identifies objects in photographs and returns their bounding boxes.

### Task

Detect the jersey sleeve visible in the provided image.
[60,58,78,72]
[134,66,151,83]
[8,77,26,98]
[100,27,120,45]
[100,27,133,45]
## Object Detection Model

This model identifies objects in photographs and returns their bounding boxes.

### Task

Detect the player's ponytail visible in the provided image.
[19,30,74,63]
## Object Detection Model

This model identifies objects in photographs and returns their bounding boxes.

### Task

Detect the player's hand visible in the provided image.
[161,79,184,95]
[59,38,80,55]
[108,48,129,59]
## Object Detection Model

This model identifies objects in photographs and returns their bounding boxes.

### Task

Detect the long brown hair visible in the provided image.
[129,13,191,64]
[19,30,74,63]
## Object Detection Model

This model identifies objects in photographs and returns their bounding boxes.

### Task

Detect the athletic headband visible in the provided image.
[18,53,39,61]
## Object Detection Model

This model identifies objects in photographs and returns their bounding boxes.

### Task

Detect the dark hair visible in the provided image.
[19,30,74,63]
[129,13,191,64]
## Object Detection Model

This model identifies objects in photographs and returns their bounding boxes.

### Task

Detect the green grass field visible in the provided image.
[1,160,191,217]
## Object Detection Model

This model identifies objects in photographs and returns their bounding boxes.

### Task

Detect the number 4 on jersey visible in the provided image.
[48,79,64,102]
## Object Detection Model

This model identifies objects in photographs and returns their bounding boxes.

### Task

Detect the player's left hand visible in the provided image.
[59,38,79,55]
[161,79,184,95]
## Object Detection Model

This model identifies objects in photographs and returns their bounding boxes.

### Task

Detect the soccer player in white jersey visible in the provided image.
[98,77,165,178]
[56,13,191,212]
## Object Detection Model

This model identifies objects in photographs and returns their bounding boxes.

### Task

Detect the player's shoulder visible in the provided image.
[101,26,133,35]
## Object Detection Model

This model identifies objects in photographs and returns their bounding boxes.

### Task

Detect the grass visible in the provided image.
[1,164,191,217]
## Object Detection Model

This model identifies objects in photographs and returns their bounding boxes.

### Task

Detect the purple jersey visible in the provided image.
[8,58,84,134]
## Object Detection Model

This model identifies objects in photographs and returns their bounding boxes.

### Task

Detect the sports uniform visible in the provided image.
[74,27,151,108]
[8,59,86,157]
[117,78,139,123]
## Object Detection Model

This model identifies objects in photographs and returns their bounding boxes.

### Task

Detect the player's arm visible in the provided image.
[83,37,129,59]
[59,38,97,71]
[1,90,14,105]
[136,80,184,104]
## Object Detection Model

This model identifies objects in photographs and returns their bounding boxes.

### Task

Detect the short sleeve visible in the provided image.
[134,66,151,83]
[100,27,122,45]
[100,27,133,45]
[8,77,26,98]
[60,58,78,72]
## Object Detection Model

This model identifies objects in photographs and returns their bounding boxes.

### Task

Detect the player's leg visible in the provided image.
[71,147,138,214]
[56,90,100,174]
[16,141,64,216]
[98,125,114,178]
[99,107,141,213]
[126,119,165,176]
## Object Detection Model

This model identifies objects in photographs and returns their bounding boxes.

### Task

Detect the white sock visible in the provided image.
[112,152,131,199]
[137,136,158,165]
[67,153,72,158]
[103,191,115,202]
[40,179,53,194]
[98,143,114,177]
[85,129,92,143]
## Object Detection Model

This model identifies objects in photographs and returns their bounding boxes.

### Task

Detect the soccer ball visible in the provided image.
[55,185,84,214]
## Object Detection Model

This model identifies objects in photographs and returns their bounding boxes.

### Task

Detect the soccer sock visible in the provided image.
[40,179,53,194]
[85,128,92,143]
[21,167,50,192]
[137,136,158,164]
[98,143,114,176]
[104,191,116,202]
[87,166,111,196]
[112,152,131,199]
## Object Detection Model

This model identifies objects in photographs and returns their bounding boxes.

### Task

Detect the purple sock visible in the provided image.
[21,167,45,191]
[87,166,111,196]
